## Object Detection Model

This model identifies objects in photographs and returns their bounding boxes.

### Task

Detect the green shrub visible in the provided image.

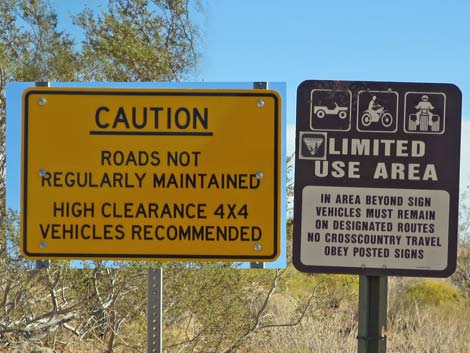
[402,280,463,307]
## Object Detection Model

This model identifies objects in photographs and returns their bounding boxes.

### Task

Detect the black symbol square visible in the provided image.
[404,92,446,134]
[299,132,326,160]
[310,89,351,131]
[357,90,398,133]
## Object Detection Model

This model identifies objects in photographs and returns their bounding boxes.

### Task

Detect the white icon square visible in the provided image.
[298,131,327,160]
[356,90,399,133]
[404,92,446,134]
[310,89,352,131]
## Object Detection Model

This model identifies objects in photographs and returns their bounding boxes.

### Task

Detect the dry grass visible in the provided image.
[237,276,470,353]
[1,271,470,353]
[388,303,470,353]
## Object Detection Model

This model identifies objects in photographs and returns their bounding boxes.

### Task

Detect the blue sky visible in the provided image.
[197,0,470,186]
[6,0,470,266]
[50,0,470,165]
[54,0,470,102]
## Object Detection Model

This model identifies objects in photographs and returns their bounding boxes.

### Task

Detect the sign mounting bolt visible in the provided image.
[257,99,265,108]
[40,241,47,248]
[254,243,262,251]
[39,169,48,177]
[38,98,47,105]
[256,171,264,179]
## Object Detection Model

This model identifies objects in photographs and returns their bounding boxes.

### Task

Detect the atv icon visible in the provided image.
[408,94,441,132]
[314,102,348,119]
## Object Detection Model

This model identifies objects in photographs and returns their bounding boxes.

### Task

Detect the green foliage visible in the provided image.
[73,0,200,81]
[0,0,200,83]
[402,280,463,307]
[0,0,79,82]
[279,267,314,299]
[3,209,33,268]
[282,269,357,300]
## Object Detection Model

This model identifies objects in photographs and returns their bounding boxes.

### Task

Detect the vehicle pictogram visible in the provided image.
[310,89,352,131]
[361,95,394,127]
[314,102,348,119]
[405,92,446,134]
[357,90,398,133]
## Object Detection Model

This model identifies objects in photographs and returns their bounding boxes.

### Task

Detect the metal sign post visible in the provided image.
[34,81,50,270]
[358,276,387,353]
[250,81,269,269]
[147,268,162,353]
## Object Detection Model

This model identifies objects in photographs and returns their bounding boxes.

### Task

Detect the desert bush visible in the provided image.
[399,280,462,307]
[281,269,357,303]
[238,290,358,353]
[451,239,470,296]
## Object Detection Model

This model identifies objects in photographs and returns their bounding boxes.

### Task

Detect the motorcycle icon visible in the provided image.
[361,108,393,127]
[314,102,348,119]
[357,92,398,132]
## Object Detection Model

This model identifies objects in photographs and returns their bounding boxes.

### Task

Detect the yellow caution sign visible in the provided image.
[21,88,281,261]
